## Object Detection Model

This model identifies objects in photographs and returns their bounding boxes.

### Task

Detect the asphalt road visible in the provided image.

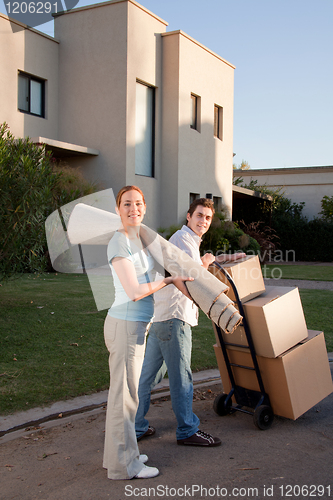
[1,374,332,500]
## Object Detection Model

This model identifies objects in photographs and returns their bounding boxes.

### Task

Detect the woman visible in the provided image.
[103,185,192,480]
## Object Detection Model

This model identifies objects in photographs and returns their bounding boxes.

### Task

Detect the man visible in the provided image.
[135,198,245,446]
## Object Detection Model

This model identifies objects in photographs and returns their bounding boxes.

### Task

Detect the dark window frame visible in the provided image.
[213,196,222,212]
[190,93,201,132]
[18,71,45,118]
[135,79,156,178]
[214,104,223,140]
[189,192,200,205]
[190,94,198,130]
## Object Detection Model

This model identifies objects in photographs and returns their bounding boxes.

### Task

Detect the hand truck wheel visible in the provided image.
[213,393,232,416]
[253,405,274,430]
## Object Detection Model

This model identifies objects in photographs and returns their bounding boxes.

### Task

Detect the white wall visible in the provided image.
[161,30,235,226]
[234,166,333,220]
[0,14,59,140]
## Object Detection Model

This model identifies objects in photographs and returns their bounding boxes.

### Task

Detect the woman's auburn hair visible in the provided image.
[116,185,146,208]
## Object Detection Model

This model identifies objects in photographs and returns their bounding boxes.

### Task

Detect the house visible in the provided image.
[0,0,235,229]
[233,166,333,220]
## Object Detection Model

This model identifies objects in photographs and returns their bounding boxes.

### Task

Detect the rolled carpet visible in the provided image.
[48,203,242,334]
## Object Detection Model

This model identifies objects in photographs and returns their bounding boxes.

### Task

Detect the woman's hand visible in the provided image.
[171,276,194,300]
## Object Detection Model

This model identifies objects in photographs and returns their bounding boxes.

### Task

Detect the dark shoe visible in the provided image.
[177,430,221,447]
[137,426,156,442]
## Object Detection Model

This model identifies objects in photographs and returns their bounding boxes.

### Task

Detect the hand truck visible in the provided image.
[211,261,274,430]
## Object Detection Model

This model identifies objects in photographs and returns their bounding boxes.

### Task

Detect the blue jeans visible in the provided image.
[135,319,200,440]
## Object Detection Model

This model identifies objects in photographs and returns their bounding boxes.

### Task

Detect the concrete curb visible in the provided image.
[2,356,332,441]
[0,369,221,439]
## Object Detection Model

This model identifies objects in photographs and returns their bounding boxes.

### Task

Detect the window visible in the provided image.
[135,81,155,177]
[189,192,200,205]
[18,72,45,117]
[213,196,222,212]
[214,104,223,140]
[190,93,201,131]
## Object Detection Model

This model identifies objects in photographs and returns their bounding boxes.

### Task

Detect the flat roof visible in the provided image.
[32,137,99,158]
[232,185,272,201]
[234,165,333,175]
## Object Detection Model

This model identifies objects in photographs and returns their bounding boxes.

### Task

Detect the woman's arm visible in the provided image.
[112,257,193,301]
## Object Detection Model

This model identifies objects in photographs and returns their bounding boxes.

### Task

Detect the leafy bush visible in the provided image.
[0,123,59,276]
[239,221,279,262]
[52,161,98,207]
[234,177,333,261]
[0,123,98,278]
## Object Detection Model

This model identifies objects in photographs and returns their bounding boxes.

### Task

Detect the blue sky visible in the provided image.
[2,0,333,169]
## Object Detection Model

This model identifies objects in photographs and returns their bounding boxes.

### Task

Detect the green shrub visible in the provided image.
[0,123,99,278]
[52,161,99,207]
[0,123,59,277]
[234,177,333,261]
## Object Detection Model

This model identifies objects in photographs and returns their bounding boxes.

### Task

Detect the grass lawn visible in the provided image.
[1,269,332,415]
[262,264,333,281]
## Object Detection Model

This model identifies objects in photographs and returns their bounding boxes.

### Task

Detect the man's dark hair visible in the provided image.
[187,198,215,221]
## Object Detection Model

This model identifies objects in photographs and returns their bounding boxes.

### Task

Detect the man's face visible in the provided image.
[186,205,213,237]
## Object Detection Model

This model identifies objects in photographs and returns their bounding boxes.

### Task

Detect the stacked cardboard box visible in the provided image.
[209,256,333,420]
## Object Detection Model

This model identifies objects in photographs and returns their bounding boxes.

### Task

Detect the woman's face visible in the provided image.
[116,189,146,228]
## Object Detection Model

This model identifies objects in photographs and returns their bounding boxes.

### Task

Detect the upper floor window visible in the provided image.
[135,80,155,177]
[214,104,223,140]
[18,71,45,118]
[190,93,201,132]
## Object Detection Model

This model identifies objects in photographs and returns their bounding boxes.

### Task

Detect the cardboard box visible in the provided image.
[213,321,247,349]
[244,285,308,357]
[214,330,333,420]
[213,286,308,358]
[209,255,265,303]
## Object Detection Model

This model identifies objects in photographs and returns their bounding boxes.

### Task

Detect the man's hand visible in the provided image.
[201,252,216,269]
[215,252,246,264]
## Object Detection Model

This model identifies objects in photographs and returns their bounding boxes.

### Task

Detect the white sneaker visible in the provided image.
[139,454,148,463]
[134,465,159,479]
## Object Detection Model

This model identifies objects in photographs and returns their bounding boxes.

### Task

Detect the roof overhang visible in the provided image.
[32,137,99,158]
[232,185,273,202]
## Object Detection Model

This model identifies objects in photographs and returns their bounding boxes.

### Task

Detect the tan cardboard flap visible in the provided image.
[209,255,265,304]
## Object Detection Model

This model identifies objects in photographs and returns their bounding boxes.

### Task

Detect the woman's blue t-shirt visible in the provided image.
[107,231,155,322]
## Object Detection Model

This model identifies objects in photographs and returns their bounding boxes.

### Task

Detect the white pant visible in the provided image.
[103,315,150,480]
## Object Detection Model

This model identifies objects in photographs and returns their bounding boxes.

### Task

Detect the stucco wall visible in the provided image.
[160,33,181,227]
[54,2,129,193]
[161,30,235,226]
[1,1,236,231]
[125,0,167,229]
[0,14,59,140]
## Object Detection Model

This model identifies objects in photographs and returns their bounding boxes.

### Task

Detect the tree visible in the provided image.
[233,160,251,170]
[319,195,333,223]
